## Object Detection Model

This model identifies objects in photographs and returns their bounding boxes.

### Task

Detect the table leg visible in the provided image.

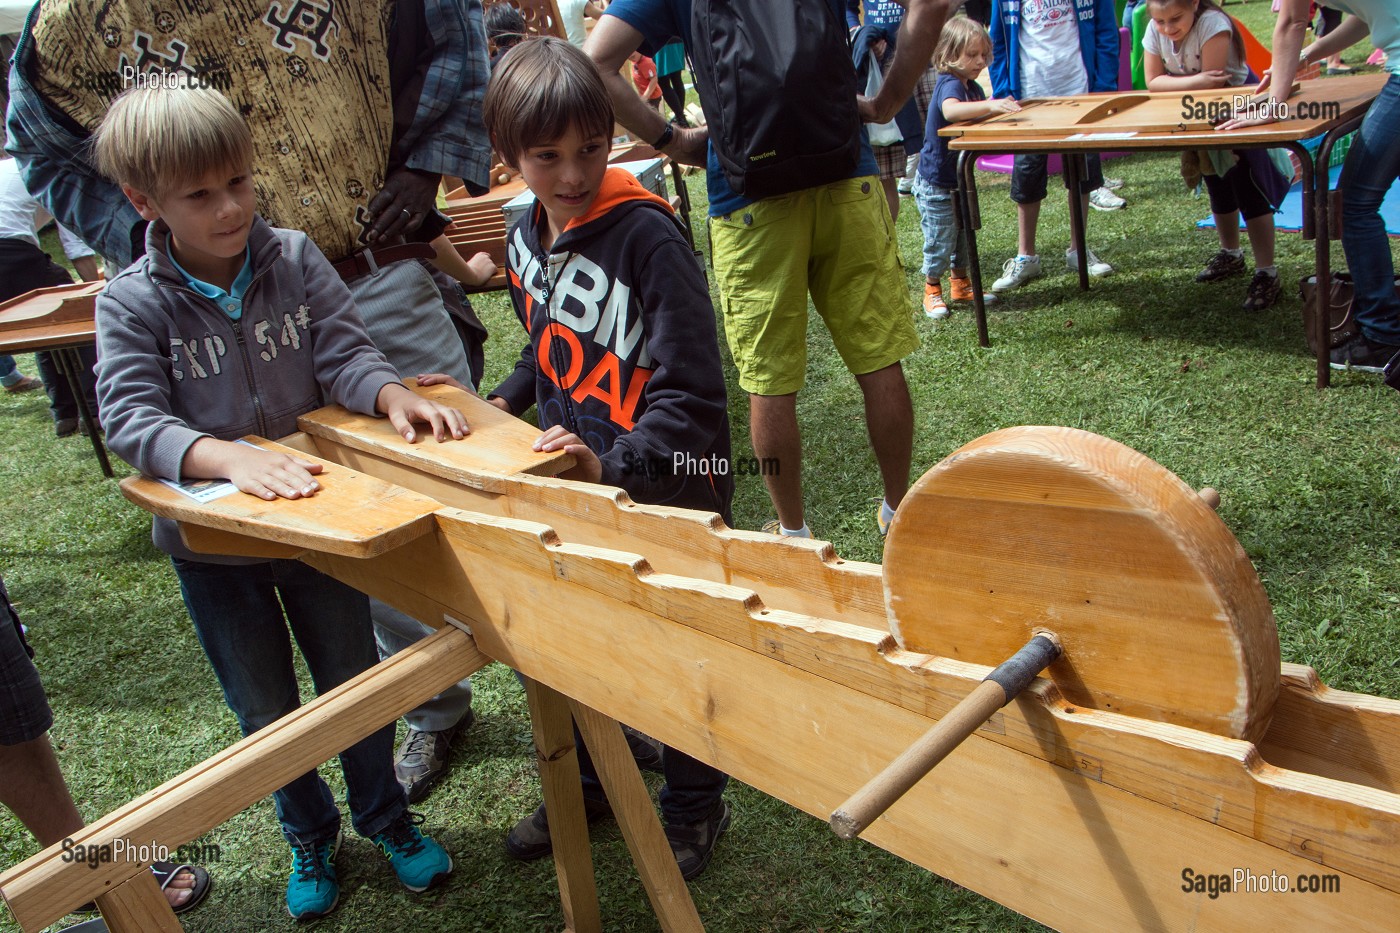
[957,150,990,348]
[1064,153,1089,291]
[56,347,113,477]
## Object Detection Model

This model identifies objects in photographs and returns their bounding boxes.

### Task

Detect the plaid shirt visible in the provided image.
[4,0,491,269]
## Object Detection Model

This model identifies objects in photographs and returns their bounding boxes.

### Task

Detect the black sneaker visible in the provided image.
[624,726,664,773]
[504,797,613,861]
[665,799,731,881]
[1242,270,1282,310]
[1330,333,1400,373]
[1196,249,1247,282]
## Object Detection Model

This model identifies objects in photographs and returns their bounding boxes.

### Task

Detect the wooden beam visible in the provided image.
[301,430,888,630]
[0,626,489,930]
[523,677,602,933]
[570,700,703,932]
[301,511,1400,930]
[300,512,1400,914]
[94,869,181,933]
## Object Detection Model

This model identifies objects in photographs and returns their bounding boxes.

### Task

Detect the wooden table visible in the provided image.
[0,281,111,476]
[941,74,1387,387]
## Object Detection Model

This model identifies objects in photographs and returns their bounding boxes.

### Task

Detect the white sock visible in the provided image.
[880,499,896,525]
[1257,265,1278,277]
[1223,247,1244,258]
[780,523,812,538]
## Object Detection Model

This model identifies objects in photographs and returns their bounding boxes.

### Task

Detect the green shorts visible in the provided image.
[710,176,918,396]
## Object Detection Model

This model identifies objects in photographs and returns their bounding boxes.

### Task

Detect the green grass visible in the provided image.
[3,6,1396,930]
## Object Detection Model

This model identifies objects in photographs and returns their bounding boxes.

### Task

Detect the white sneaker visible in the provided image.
[897,154,919,195]
[1065,248,1113,278]
[1101,177,1124,190]
[1089,187,1126,211]
[992,255,1042,291]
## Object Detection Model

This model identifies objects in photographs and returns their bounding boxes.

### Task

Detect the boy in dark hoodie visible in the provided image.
[420,36,733,880]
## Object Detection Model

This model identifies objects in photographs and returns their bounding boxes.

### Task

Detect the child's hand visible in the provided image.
[227,447,324,501]
[989,98,1022,114]
[465,252,497,286]
[487,397,513,414]
[532,425,602,483]
[414,372,473,393]
[1200,69,1230,88]
[378,383,469,444]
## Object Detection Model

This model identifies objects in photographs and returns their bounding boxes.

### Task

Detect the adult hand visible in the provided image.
[857,94,903,125]
[667,124,710,167]
[365,167,441,242]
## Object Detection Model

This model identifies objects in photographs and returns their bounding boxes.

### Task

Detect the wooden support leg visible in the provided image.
[570,700,703,933]
[95,868,182,933]
[522,678,602,933]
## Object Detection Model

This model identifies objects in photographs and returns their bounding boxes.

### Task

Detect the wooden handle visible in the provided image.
[1198,487,1221,510]
[830,633,1061,840]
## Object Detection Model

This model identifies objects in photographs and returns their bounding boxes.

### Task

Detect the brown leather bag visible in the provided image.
[1299,273,1360,356]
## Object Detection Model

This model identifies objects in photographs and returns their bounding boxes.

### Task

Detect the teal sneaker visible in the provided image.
[372,812,453,892]
[286,831,340,920]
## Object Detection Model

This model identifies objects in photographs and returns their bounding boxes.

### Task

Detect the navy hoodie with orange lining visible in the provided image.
[491,168,734,522]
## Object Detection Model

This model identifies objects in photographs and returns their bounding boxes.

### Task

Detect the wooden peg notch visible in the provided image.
[830,632,1062,840]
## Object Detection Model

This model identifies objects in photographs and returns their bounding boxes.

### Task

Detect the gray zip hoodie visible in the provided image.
[96,215,403,563]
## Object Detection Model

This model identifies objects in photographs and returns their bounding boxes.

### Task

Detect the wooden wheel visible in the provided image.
[884,426,1280,742]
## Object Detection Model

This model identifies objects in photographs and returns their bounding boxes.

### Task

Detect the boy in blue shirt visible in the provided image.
[91,85,464,920]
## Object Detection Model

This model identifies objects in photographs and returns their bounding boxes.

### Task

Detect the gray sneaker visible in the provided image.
[1065,248,1113,278]
[1089,187,1126,211]
[395,709,474,804]
[666,800,731,881]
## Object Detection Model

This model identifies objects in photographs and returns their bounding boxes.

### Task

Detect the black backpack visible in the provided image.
[689,0,861,200]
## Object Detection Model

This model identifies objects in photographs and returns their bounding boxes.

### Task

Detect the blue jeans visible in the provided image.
[172,557,405,845]
[577,731,728,825]
[371,598,473,732]
[1339,74,1400,346]
[0,355,23,388]
[912,175,965,279]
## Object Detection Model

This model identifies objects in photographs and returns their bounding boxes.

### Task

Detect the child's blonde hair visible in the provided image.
[933,16,993,74]
[92,85,254,197]
[482,36,614,168]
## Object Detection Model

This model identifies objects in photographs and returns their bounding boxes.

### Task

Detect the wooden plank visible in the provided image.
[0,281,103,330]
[304,511,1400,901]
[118,437,442,559]
[297,384,574,487]
[298,513,1400,930]
[0,626,489,931]
[571,700,703,933]
[300,431,887,629]
[945,74,1387,150]
[523,677,602,933]
[885,426,1279,742]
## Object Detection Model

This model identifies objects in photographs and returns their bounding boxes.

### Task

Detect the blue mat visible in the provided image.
[1197,164,1400,235]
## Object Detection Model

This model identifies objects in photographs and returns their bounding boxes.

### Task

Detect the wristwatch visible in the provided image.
[651,122,675,151]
